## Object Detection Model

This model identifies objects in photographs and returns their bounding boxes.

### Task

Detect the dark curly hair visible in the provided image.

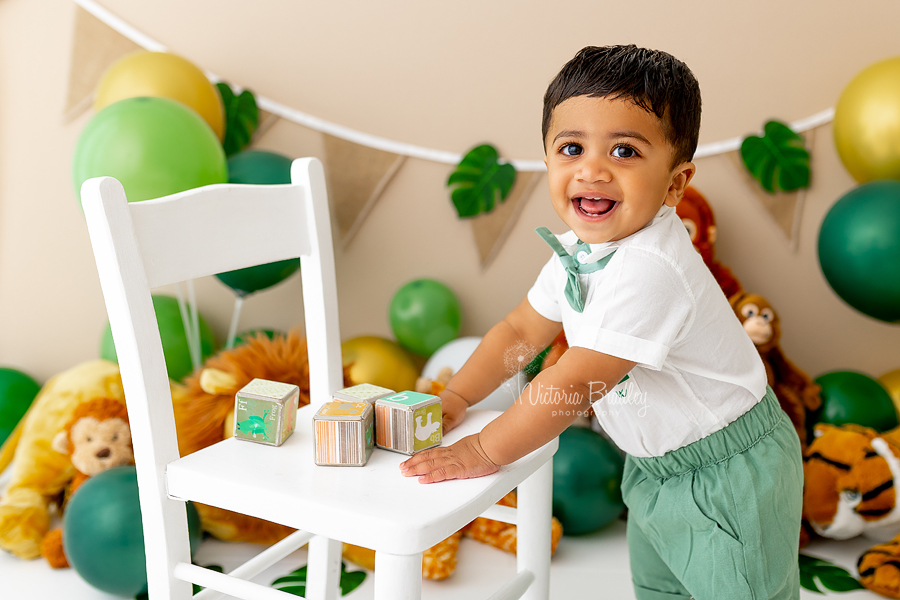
[542,45,701,169]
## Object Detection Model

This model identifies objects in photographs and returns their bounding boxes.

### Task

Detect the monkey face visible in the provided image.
[69,416,134,476]
[739,301,774,344]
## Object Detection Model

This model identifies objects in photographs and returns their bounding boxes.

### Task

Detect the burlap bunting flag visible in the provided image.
[63,6,142,122]
[729,129,813,252]
[322,134,406,249]
[469,171,542,269]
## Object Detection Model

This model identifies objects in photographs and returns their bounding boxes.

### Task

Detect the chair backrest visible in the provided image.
[81,157,343,596]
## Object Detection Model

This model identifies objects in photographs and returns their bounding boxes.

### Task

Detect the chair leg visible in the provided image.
[305,535,342,600]
[374,550,423,600]
[517,459,553,600]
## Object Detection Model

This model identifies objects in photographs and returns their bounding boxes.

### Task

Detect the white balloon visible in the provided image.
[423,336,530,412]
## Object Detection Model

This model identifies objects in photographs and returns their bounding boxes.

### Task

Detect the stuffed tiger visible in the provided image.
[804,422,900,598]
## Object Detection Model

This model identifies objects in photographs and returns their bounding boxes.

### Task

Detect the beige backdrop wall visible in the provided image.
[1,0,898,384]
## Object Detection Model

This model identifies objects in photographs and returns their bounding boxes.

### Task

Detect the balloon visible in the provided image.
[0,368,41,446]
[63,466,201,596]
[95,51,225,141]
[227,150,294,184]
[341,336,419,392]
[101,295,217,382]
[833,56,900,182]
[421,336,528,411]
[879,368,900,416]
[389,279,462,357]
[73,97,227,209]
[552,427,625,535]
[215,150,300,296]
[811,371,899,432]
[232,328,283,347]
[817,180,900,322]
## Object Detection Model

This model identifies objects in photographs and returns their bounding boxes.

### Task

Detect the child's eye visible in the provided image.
[559,143,583,156]
[611,144,638,159]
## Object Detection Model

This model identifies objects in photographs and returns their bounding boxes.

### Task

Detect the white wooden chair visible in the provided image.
[81,157,558,600]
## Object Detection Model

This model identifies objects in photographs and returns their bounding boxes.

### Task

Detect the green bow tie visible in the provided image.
[535,227,617,313]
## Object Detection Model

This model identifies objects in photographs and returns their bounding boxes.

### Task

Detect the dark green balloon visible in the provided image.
[215,150,300,296]
[818,180,900,323]
[63,466,202,596]
[389,279,462,357]
[227,149,294,185]
[101,295,216,382]
[552,426,625,535]
[0,368,41,446]
[73,97,227,209]
[811,370,899,432]
[232,328,283,347]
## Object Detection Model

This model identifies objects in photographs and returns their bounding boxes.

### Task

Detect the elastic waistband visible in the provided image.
[629,386,783,480]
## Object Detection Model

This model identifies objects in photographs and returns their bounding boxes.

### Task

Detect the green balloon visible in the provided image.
[818,180,900,322]
[552,427,625,535]
[73,96,227,209]
[227,149,294,185]
[101,295,216,382]
[0,368,41,446]
[214,150,300,296]
[811,370,899,432]
[63,466,202,597]
[389,279,462,357]
[232,328,283,347]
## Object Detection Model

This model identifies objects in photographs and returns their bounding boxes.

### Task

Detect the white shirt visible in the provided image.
[526,205,767,457]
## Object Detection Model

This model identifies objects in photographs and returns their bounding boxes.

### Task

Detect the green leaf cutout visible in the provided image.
[447,144,517,218]
[271,561,367,597]
[798,553,864,594]
[740,120,810,194]
[217,82,259,157]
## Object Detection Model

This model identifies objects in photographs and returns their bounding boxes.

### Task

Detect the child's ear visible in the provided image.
[664,162,696,207]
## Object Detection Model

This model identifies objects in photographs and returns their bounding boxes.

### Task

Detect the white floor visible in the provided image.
[0,516,885,599]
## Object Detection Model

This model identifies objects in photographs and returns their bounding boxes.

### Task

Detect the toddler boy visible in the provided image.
[400,45,803,600]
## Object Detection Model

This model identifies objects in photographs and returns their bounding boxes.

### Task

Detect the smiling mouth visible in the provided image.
[574,197,617,217]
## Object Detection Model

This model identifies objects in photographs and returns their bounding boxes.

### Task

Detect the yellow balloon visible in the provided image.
[341,336,419,392]
[95,51,225,141]
[834,56,900,182]
[879,368,900,416]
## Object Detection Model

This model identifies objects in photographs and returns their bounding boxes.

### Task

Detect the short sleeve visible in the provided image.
[526,253,563,322]
[566,247,694,370]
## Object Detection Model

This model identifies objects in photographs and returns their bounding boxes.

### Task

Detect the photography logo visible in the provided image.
[502,340,538,398]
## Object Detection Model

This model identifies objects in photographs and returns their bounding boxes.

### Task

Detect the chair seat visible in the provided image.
[167,407,558,556]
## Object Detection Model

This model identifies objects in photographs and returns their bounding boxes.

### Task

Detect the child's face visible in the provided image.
[543,95,695,244]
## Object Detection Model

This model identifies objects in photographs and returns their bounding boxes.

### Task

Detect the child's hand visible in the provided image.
[399,433,499,484]
[439,389,469,434]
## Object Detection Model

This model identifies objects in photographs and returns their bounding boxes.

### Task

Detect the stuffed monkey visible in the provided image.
[40,398,133,568]
[729,292,821,451]
[676,187,742,298]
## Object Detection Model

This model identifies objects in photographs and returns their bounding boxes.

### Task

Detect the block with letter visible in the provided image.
[314,401,375,466]
[375,391,442,455]
[234,378,300,446]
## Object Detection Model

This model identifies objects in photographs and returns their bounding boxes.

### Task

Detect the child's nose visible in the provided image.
[575,157,611,183]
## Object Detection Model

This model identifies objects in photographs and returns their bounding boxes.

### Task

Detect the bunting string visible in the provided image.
[71,0,835,171]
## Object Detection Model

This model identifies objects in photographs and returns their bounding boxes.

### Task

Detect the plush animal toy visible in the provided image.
[730,292,821,451]
[676,186,742,298]
[0,360,135,560]
[39,398,134,568]
[804,422,900,598]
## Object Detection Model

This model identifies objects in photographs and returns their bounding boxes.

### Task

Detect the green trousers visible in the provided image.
[622,386,803,600]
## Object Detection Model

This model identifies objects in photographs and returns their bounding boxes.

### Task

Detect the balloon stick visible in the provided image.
[186,279,201,371]
[173,283,198,372]
[226,296,245,350]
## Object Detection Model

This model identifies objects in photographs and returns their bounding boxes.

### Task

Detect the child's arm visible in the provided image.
[401,302,636,483]
[439,297,564,433]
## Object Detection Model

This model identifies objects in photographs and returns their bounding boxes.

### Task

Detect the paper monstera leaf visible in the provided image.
[798,554,863,594]
[740,120,810,194]
[447,144,517,218]
[217,82,259,157]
